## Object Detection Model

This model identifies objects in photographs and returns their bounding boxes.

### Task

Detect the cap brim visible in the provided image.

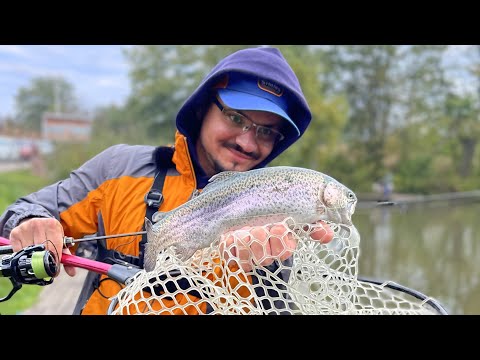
[218,89,300,136]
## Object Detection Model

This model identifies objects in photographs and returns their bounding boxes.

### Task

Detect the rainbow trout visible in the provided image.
[143,166,357,272]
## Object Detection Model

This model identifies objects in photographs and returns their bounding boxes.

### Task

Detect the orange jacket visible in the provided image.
[70,131,236,315]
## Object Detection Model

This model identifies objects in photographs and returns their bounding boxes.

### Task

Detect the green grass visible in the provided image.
[0,169,51,314]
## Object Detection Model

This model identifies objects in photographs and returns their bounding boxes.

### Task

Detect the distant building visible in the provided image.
[42,112,93,142]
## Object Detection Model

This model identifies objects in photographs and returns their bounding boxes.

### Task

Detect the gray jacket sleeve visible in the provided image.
[0,144,125,238]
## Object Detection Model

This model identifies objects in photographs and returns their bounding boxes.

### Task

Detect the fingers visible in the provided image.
[220,221,337,273]
[248,226,273,267]
[9,217,71,277]
[62,248,77,277]
[220,229,255,272]
[268,224,296,262]
[309,221,335,244]
[10,218,59,250]
[220,223,297,272]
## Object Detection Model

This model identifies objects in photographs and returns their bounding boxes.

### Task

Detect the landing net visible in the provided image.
[108,218,447,315]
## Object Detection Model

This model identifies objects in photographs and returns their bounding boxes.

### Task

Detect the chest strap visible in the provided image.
[96,167,168,268]
[138,167,168,267]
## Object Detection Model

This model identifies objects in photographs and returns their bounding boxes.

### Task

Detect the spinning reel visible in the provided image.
[0,243,58,302]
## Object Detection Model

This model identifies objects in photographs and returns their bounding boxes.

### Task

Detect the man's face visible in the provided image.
[196,99,286,177]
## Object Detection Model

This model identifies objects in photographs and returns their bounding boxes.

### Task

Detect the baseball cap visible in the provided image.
[214,72,301,136]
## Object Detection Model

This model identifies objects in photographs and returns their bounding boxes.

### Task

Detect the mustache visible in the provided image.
[225,143,261,160]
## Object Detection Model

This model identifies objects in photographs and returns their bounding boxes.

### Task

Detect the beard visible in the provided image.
[197,138,262,177]
[215,143,261,171]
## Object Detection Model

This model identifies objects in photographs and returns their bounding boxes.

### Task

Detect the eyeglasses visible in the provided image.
[213,97,285,145]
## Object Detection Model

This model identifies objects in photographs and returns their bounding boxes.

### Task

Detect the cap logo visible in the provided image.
[258,79,283,97]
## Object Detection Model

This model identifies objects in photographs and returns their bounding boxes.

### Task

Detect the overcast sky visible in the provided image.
[0,45,132,118]
[0,45,477,119]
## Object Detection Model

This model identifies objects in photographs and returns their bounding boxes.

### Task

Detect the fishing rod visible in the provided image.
[1,234,194,314]
[62,231,147,247]
[0,235,142,302]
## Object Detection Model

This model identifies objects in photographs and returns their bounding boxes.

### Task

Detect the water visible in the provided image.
[354,200,480,315]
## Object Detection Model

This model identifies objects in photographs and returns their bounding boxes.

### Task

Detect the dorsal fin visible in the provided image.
[152,211,169,223]
[208,171,240,183]
[201,171,241,193]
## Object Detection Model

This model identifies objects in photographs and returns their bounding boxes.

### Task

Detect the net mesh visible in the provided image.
[109,217,445,315]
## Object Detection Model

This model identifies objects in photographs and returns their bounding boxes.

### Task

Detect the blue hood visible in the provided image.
[176,47,312,186]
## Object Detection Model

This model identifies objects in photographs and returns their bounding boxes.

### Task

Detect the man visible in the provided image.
[0,46,333,314]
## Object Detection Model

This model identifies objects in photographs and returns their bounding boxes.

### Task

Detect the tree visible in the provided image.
[318,45,448,185]
[444,93,480,178]
[270,45,349,175]
[124,46,205,142]
[14,76,79,133]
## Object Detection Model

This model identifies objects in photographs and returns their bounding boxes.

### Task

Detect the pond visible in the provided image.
[354,200,480,315]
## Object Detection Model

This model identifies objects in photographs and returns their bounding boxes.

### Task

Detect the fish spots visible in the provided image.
[143,166,358,272]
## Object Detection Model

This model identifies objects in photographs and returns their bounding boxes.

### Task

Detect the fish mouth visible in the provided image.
[319,208,353,227]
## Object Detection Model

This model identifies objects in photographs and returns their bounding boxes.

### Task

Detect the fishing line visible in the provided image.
[111,229,143,264]
[96,277,124,299]
[89,232,143,298]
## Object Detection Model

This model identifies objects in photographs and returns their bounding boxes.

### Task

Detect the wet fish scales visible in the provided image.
[143,166,357,272]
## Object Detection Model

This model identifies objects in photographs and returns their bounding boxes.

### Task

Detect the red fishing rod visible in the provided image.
[0,236,141,302]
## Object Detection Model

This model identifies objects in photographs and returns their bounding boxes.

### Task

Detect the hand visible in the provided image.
[9,217,76,277]
[220,220,334,272]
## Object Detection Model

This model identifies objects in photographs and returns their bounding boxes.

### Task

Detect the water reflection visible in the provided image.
[354,201,480,315]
